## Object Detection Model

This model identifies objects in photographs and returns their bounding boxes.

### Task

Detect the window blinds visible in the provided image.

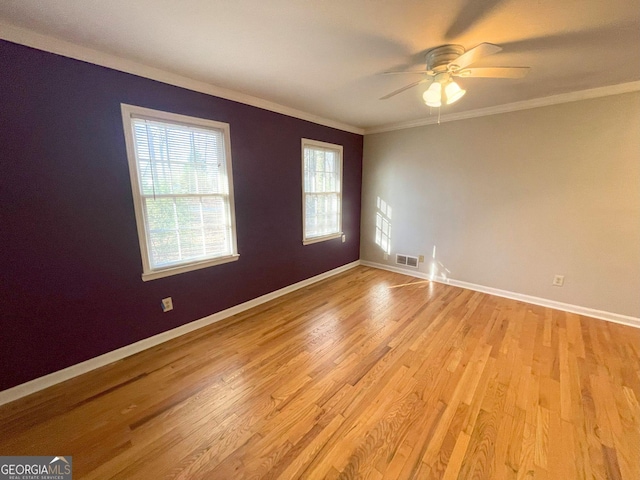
[303,144,342,240]
[131,117,233,269]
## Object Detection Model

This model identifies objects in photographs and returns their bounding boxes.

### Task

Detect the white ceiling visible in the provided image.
[0,0,638,131]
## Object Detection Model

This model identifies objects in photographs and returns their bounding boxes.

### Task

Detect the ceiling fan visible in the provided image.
[380,43,530,107]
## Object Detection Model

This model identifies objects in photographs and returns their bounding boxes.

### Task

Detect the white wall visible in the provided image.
[361,92,640,318]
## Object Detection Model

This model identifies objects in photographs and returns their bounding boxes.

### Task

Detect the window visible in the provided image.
[302,139,343,244]
[121,104,238,281]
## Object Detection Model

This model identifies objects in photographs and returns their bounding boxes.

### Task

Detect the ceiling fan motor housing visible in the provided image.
[426,45,465,72]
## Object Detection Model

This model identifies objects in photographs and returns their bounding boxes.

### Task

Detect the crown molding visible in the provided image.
[0,21,365,136]
[2,21,637,138]
[365,81,640,134]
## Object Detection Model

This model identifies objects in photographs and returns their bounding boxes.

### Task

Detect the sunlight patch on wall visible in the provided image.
[430,245,451,281]
[375,197,392,255]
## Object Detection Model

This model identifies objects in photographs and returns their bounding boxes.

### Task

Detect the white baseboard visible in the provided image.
[0,261,361,407]
[360,260,640,329]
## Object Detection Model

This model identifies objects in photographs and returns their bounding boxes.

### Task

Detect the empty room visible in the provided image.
[0,1,638,479]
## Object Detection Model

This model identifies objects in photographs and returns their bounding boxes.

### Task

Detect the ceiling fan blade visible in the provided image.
[379,79,429,100]
[457,67,530,78]
[449,43,502,70]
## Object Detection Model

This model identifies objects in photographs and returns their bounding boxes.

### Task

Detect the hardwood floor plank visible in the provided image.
[0,266,638,480]
[272,413,345,480]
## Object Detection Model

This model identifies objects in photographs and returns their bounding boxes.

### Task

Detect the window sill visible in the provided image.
[141,254,240,281]
[303,233,343,245]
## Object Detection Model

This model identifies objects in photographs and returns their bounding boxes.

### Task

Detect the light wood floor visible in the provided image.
[1,266,639,479]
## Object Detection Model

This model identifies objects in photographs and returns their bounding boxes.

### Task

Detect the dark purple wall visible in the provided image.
[0,40,363,391]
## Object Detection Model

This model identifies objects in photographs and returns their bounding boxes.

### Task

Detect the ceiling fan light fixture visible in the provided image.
[380,43,529,105]
[423,82,442,107]
[445,80,466,104]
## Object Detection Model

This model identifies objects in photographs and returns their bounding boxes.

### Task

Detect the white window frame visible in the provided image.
[121,104,239,281]
[301,138,343,245]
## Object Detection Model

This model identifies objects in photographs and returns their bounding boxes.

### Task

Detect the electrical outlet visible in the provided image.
[383,253,389,260]
[341,234,346,243]
[161,297,173,312]
[552,275,564,287]
[419,255,425,263]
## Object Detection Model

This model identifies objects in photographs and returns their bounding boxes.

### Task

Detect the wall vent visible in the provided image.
[396,254,419,268]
